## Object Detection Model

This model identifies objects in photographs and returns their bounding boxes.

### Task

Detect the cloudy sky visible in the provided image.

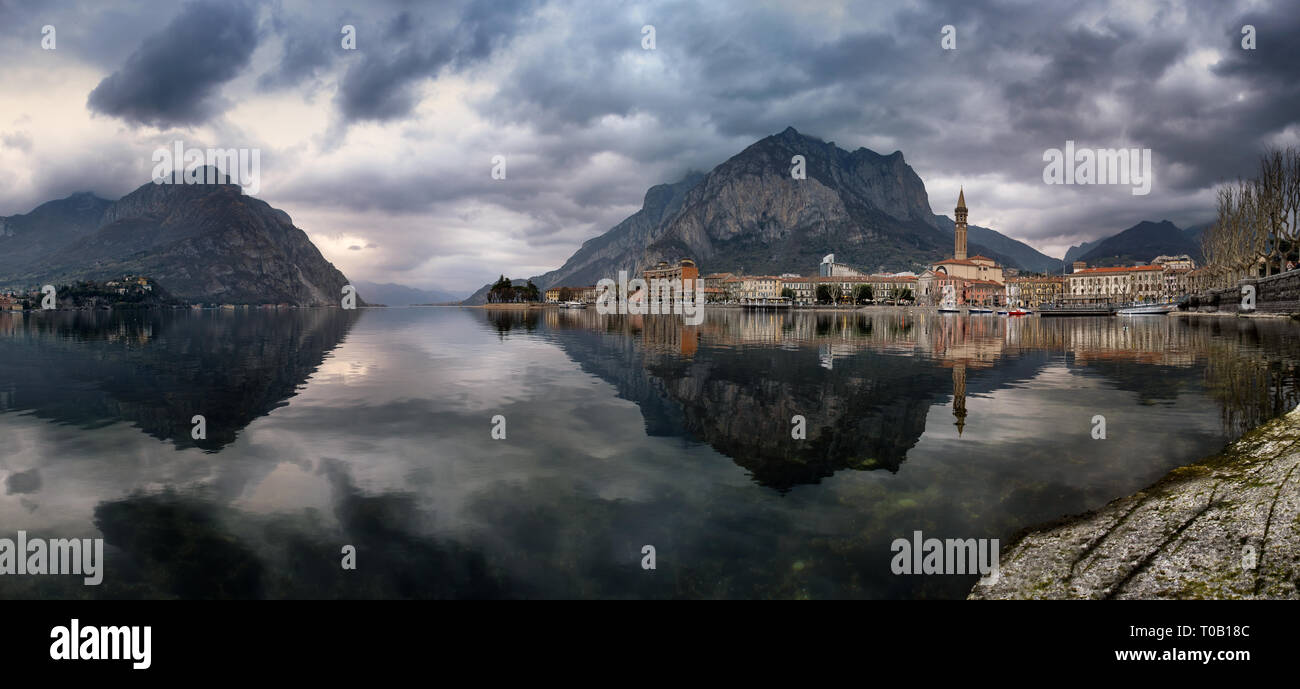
[1,0,1297,294]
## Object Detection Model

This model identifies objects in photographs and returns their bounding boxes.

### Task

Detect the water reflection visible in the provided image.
[0,309,359,452]
[514,308,1300,489]
[0,306,1296,599]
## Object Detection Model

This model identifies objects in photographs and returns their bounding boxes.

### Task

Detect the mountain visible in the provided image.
[1074,220,1203,268]
[1063,238,1102,266]
[932,215,1062,274]
[0,192,113,275]
[0,169,356,305]
[352,281,465,305]
[466,127,1061,303]
[1182,220,1213,246]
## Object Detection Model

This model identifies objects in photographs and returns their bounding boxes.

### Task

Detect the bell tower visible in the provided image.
[954,187,968,260]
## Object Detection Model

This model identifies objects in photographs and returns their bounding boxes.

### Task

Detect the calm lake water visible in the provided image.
[1,306,1297,599]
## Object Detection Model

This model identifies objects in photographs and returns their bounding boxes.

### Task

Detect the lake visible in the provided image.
[0,306,1296,599]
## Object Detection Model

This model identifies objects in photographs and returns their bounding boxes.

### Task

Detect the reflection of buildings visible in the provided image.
[538,306,1300,489]
[952,362,967,435]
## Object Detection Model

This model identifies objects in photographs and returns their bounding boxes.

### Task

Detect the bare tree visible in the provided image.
[1282,147,1300,272]
[1256,150,1285,276]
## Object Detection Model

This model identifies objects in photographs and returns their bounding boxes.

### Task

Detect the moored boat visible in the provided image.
[1116,303,1176,315]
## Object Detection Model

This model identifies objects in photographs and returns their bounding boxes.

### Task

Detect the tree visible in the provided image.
[558,286,575,302]
[898,287,913,303]
[489,275,516,303]
[853,284,873,304]
[781,287,795,301]
[815,284,832,304]
[830,285,844,304]
[1203,147,1300,289]
[523,280,540,302]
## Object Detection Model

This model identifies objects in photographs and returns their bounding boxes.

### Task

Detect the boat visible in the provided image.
[1007,307,1031,316]
[968,307,994,314]
[1116,303,1176,315]
[563,301,587,309]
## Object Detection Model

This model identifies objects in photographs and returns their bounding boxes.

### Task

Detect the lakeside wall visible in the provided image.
[1187,270,1300,315]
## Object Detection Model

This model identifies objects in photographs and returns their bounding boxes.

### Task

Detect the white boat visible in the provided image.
[563,301,587,309]
[969,307,994,314]
[1116,303,1176,315]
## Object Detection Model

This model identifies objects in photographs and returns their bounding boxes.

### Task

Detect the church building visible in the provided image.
[918,189,1006,306]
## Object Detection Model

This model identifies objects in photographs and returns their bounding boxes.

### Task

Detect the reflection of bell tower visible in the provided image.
[952,362,967,436]
[954,187,968,261]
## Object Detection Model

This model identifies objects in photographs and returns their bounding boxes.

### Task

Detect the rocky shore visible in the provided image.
[970,404,1300,599]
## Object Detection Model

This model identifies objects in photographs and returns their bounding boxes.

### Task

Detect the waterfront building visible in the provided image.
[643,258,700,291]
[722,276,744,302]
[1065,264,1166,304]
[781,276,815,304]
[1006,275,1064,308]
[703,272,735,291]
[1152,254,1197,271]
[1162,266,1192,299]
[818,253,865,277]
[544,285,598,303]
[739,275,782,302]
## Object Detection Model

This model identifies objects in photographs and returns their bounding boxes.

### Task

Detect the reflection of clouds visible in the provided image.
[915,361,1224,498]
[0,306,1295,599]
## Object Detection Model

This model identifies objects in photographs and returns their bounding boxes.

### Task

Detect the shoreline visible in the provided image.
[1171,310,1300,320]
[970,403,1300,599]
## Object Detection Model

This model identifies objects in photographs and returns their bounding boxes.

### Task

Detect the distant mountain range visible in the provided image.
[462,129,1225,303]
[1070,220,1204,269]
[464,127,1065,304]
[351,281,466,305]
[0,169,355,305]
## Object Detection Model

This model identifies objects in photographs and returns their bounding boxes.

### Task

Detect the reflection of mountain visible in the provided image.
[494,308,1300,490]
[510,309,1047,489]
[0,309,359,452]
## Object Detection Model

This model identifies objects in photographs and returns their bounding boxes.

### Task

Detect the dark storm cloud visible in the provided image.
[7,0,1300,288]
[334,0,541,123]
[86,1,259,127]
[256,8,342,91]
[455,0,1298,254]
